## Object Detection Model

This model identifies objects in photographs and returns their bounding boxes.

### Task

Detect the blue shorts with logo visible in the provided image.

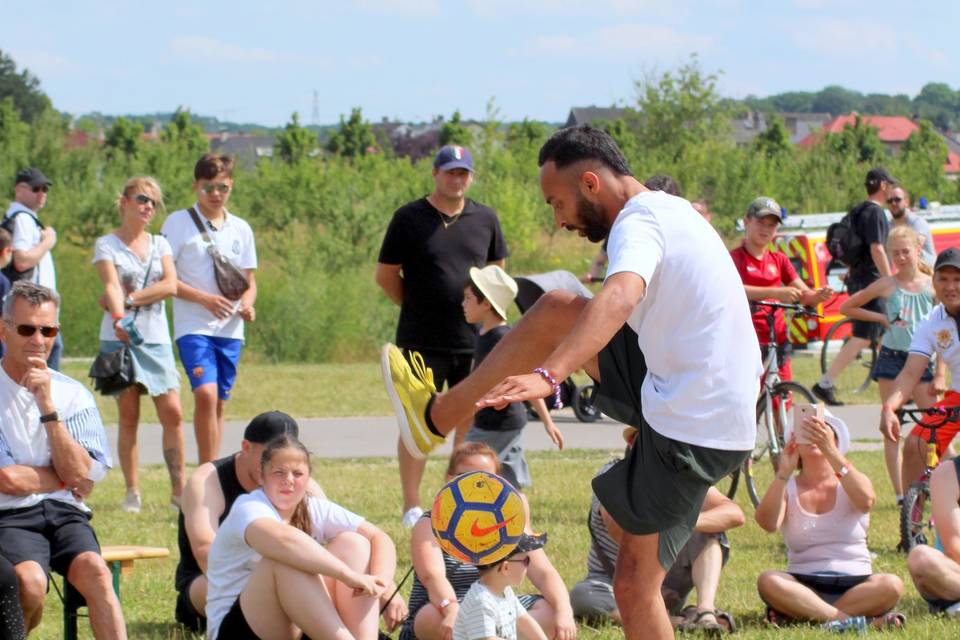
[176,335,243,400]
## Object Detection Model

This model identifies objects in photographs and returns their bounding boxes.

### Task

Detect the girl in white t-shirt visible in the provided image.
[92,176,185,513]
[205,435,391,640]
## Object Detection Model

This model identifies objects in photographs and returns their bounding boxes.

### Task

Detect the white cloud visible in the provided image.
[10,49,78,76]
[353,0,440,16]
[512,23,709,58]
[167,36,327,65]
[793,21,897,57]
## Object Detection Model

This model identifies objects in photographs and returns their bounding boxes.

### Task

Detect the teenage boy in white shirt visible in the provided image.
[383,125,759,640]
[161,154,257,464]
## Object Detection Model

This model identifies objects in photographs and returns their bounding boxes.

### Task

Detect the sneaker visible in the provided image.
[812,383,844,406]
[122,489,141,514]
[381,344,443,459]
[821,616,867,634]
[945,601,960,617]
[402,506,425,529]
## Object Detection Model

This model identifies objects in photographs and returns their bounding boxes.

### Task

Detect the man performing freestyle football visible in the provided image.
[382,126,760,640]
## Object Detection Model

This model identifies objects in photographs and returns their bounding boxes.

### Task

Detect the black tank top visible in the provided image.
[174,454,247,592]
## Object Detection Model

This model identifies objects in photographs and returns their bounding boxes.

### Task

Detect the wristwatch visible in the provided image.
[39,412,59,424]
[124,295,135,309]
[835,464,850,479]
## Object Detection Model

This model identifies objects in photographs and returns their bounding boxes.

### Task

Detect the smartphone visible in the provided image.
[793,402,824,444]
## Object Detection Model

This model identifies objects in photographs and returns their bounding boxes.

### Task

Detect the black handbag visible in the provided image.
[88,237,155,395]
[187,207,250,301]
[0,209,44,283]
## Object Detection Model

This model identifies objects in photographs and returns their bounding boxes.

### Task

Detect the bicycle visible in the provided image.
[819,279,882,397]
[741,301,819,507]
[898,405,960,552]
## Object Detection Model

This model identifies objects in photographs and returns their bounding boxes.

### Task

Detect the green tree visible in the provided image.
[0,97,30,176]
[811,85,862,115]
[506,118,548,147]
[0,49,52,122]
[595,117,639,164]
[752,115,793,159]
[439,110,474,147]
[632,55,732,162]
[826,115,886,164]
[160,107,208,154]
[274,112,317,164]
[327,107,377,158]
[899,119,950,198]
[104,117,144,160]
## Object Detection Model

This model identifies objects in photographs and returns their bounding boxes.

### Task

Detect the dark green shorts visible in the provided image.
[591,324,749,570]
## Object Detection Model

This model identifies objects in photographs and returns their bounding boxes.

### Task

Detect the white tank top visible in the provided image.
[782,477,872,575]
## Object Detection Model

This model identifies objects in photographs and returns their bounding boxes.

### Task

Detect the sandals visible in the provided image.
[870,611,906,630]
[678,609,736,635]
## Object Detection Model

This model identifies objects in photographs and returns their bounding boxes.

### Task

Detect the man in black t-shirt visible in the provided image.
[814,167,895,406]
[375,145,508,527]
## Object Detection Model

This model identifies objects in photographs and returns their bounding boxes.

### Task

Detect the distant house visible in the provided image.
[565,107,627,127]
[799,113,960,176]
[730,111,832,146]
[209,133,275,169]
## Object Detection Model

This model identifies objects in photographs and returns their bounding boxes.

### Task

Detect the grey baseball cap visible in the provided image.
[746,196,783,221]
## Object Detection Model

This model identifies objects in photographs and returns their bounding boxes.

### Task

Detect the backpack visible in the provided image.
[826,204,866,267]
[0,209,44,283]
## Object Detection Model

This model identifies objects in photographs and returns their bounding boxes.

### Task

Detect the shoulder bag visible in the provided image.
[187,207,250,301]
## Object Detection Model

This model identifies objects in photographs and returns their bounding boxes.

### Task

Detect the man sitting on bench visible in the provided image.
[0,282,124,638]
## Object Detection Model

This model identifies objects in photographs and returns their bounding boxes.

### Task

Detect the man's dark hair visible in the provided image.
[194,154,235,181]
[464,278,486,304]
[644,175,682,197]
[538,125,633,176]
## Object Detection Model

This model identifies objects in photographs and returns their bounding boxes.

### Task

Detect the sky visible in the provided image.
[3,0,958,127]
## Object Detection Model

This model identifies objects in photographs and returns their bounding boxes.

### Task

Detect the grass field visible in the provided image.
[29,448,958,639]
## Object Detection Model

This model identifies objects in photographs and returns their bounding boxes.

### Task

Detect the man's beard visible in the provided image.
[575,193,609,243]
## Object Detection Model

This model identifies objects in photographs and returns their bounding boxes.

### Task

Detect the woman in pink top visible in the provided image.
[755,412,905,631]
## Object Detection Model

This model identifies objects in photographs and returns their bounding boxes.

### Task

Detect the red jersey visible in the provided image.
[730,245,799,345]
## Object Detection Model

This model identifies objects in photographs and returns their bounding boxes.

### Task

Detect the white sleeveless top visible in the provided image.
[782,477,871,575]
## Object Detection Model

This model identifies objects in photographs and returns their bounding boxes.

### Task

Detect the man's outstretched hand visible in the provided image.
[477,373,553,410]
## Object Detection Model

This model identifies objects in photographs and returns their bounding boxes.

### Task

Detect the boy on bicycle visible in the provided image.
[730,197,832,382]
[881,247,960,490]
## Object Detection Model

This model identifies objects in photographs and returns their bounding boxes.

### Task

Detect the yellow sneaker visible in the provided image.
[381,344,443,459]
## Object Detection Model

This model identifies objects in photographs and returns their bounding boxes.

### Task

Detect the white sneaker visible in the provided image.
[945,601,960,616]
[122,489,141,514]
[402,506,424,529]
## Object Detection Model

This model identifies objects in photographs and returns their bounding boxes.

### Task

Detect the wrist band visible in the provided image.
[111,313,124,321]
[533,368,562,410]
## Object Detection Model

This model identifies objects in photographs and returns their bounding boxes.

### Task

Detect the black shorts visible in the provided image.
[175,586,206,634]
[787,573,870,605]
[849,293,885,341]
[402,350,472,391]
[590,324,749,570]
[216,597,259,640]
[0,501,100,576]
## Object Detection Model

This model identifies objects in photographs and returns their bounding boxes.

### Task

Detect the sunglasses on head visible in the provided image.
[32,185,49,194]
[131,193,157,208]
[888,197,903,204]
[507,556,531,567]
[200,183,231,195]
[5,322,59,338]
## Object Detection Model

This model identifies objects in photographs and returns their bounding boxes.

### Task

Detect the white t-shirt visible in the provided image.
[160,206,257,341]
[4,203,56,291]
[453,582,527,640]
[909,304,960,391]
[92,234,174,344]
[205,489,364,640]
[605,191,761,450]
[0,366,111,512]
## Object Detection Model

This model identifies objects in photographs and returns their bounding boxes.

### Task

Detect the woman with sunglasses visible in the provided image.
[403,442,573,640]
[93,176,185,513]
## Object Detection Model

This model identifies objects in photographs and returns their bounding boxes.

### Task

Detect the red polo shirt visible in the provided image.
[730,245,799,345]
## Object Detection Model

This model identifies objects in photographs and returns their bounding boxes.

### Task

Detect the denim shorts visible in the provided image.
[872,346,934,382]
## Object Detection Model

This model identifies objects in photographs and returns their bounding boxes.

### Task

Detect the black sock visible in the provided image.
[425,395,443,437]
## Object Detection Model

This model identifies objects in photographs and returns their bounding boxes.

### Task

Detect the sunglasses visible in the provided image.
[5,322,59,338]
[32,185,49,194]
[507,556,531,567]
[887,197,903,204]
[199,183,231,195]
[132,193,157,208]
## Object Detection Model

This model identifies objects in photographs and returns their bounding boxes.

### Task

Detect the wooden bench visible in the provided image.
[61,545,170,640]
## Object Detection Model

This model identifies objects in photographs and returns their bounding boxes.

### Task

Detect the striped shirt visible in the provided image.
[0,366,111,512]
[453,583,525,640]
[402,533,480,640]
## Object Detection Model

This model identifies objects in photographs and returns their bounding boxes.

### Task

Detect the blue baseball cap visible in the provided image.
[433,145,474,172]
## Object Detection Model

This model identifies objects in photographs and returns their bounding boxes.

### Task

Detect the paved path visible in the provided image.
[107,403,886,465]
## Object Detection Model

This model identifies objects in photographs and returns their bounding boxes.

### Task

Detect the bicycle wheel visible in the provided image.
[900,481,932,552]
[745,381,816,507]
[819,318,878,397]
[571,384,601,423]
[720,466,741,501]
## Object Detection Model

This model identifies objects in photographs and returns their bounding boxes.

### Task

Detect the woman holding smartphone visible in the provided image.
[755,413,905,631]
[93,176,185,512]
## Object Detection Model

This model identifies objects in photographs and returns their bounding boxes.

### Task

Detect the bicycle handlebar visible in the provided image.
[751,301,824,318]
[899,406,960,429]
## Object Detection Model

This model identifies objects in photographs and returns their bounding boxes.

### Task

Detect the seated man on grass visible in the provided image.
[0,282,123,638]
[175,411,408,634]
[570,426,744,634]
[907,456,960,615]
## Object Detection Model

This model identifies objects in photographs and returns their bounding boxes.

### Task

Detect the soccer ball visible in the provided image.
[431,471,526,565]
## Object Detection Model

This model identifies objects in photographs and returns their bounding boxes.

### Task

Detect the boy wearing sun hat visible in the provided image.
[461,266,564,489]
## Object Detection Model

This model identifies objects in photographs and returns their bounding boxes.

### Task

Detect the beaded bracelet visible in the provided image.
[533,367,562,410]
